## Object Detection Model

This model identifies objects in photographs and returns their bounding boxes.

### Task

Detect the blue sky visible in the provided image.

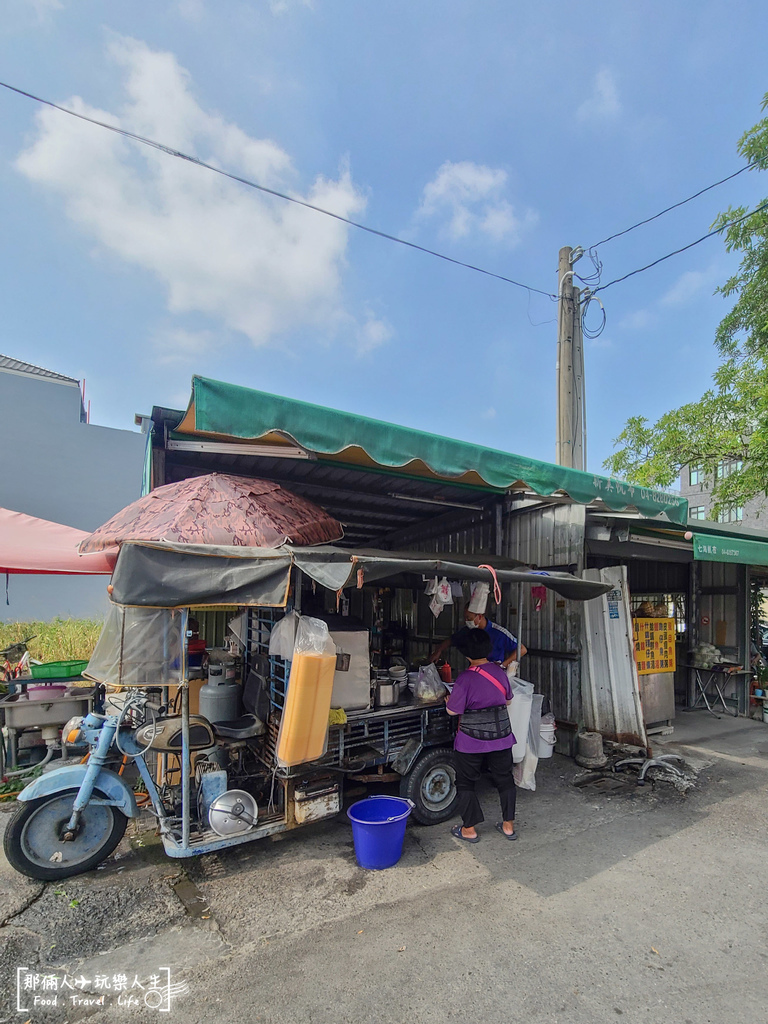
[1,0,767,474]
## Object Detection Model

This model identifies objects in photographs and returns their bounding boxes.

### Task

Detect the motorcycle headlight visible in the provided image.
[62,715,84,745]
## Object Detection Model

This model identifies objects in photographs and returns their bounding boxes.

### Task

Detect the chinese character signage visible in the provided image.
[633,617,676,675]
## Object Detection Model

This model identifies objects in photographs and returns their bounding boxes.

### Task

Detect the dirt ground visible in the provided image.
[2,711,768,1024]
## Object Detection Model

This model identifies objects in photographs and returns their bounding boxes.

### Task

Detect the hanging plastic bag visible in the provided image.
[468,581,490,614]
[508,677,534,763]
[429,577,454,619]
[275,617,337,768]
[513,693,543,791]
[414,663,447,702]
[424,577,438,596]
[450,580,464,599]
[268,610,299,660]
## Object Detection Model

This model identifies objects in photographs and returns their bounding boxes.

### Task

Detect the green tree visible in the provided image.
[604,94,768,517]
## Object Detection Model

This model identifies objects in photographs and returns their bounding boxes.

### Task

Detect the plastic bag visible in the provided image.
[275,617,337,768]
[468,581,490,613]
[508,677,534,763]
[268,610,300,659]
[428,577,454,619]
[513,693,543,791]
[292,615,336,657]
[414,663,447,702]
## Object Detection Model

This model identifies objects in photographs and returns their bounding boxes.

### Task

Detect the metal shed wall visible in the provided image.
[503,502,586,752]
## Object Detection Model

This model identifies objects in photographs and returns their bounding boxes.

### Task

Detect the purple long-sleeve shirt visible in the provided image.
[446,662,515,753]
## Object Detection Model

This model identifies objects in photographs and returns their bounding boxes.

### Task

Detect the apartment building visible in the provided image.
[679,458,768,528]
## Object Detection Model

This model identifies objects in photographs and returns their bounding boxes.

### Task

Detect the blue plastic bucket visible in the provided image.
[347,796,413,870]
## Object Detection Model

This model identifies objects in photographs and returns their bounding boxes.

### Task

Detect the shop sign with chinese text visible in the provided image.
[633,618,676,675]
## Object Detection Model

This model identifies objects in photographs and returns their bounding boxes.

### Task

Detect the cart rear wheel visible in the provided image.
[4,788,127,881]
[400,747,458,825]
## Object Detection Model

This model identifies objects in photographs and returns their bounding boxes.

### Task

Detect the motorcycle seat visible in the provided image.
[212,714,265,741]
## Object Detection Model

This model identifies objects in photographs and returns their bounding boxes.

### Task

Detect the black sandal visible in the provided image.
[494,822,518,841]
[451,824,480,844]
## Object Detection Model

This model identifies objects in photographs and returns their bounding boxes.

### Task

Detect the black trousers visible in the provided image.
[454,746,516,828]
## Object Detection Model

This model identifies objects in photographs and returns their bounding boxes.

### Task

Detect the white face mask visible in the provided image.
[465,619,478,629]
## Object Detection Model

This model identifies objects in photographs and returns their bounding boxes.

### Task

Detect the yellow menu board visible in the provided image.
[633,617,676,675]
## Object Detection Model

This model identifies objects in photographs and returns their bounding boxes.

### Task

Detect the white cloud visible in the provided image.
[356,314,393,356]
[16,36,376,352]
[577,69,621,122]
[660,268,715,307]
[176,0,205,21]
[417,161,536,244]
[481,407,497,420]
[150,326,219,365]
[269,0,313,13]
[24,0,62,20]
[588,335,614,350]
[619,309,654,330]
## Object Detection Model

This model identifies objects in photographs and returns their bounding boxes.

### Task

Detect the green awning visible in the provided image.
[173,376,688,524]
[693,532,768,567]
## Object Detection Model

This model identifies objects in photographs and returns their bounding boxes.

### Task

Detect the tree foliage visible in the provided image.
[604,93,768,516]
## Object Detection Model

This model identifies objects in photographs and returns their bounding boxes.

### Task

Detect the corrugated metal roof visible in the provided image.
[0,354,79,385]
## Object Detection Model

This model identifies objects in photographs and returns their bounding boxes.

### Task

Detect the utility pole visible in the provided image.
[572,284,584,471]
[556,246,586,471]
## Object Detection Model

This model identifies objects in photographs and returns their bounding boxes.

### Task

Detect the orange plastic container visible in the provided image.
[276,652,336,766]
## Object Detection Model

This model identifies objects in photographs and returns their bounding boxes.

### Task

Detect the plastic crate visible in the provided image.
[29,659,89,680]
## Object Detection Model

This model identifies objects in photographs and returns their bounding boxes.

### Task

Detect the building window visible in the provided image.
[716,459,743,479]
[689,465,702,486]
[690,506,707,520]
[717,506,744,523]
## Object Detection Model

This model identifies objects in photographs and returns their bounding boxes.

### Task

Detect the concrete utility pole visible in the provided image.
[556,246,585,471]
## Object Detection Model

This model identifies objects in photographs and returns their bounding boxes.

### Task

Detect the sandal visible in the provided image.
[494,822,518,841]
[450,824,480,844]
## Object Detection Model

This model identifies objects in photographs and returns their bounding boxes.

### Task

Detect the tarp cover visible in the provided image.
[0,508,116,575]
[173,376,688,524]
[85,605,184,688]
[109,540,611,608]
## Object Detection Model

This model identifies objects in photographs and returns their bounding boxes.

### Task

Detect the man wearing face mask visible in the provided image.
[430,607,526,671]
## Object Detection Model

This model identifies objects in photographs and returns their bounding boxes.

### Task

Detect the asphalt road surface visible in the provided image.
[2,714,767,1024]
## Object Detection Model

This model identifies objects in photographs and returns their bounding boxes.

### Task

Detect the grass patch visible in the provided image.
[0,618,103,663]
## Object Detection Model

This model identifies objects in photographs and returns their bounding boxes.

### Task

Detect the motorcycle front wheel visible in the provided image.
[4,788,128,881]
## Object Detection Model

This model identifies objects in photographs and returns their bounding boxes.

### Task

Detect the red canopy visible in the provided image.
[0,508,116,575]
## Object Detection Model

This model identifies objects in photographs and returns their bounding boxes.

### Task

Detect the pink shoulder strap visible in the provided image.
[469,665,509,698]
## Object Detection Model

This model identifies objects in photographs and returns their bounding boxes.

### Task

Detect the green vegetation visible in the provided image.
[605,92,768,516]
[0,618,103,663]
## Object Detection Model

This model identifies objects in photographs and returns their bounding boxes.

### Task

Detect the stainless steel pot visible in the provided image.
[375,680,401,707]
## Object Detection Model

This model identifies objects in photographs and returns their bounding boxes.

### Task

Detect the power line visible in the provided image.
[0,79,559,301]
[588,162,757,250]
[593,197,768,295]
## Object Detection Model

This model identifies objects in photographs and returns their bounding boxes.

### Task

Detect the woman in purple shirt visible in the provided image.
[445,626,517,843]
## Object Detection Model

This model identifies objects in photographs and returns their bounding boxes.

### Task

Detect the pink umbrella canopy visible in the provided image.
[0,508,116,574]
[79,473,344,553]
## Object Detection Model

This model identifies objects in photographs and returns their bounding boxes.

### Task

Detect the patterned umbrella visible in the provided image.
[79,473,343,552]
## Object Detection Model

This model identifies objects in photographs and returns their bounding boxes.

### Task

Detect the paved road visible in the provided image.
[2,714,767,1023]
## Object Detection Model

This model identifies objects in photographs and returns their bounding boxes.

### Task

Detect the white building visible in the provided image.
[0,355,145,620]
